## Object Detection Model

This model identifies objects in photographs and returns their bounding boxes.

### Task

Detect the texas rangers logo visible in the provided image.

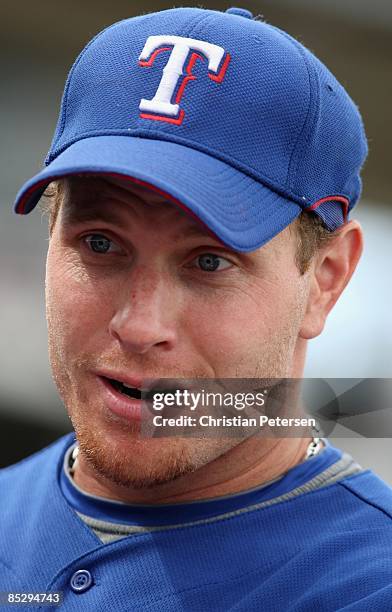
[138,35,231,125]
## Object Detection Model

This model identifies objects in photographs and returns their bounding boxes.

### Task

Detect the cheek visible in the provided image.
[182,284,277,352]
[183,276,306,367]
[45,245,113,359]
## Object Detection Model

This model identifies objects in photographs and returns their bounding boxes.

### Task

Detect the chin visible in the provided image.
[84,442,197,490]
[72,412,199,489]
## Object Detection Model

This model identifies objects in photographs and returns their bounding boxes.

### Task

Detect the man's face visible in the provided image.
[45,176,311,489]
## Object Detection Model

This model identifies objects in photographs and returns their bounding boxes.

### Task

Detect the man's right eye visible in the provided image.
[83,233,120,254]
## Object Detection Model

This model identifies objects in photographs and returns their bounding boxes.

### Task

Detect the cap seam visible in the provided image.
[270,28,320,199]
[287,49,315,197]
[189,9,228,41]
[289,47,321,198]
[182,8,217,39]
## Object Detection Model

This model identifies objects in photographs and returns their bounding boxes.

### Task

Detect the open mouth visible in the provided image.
[105,378,143,400]
[103,377,182,402]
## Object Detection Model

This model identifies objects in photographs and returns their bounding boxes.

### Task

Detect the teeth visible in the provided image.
[122,383,138,390]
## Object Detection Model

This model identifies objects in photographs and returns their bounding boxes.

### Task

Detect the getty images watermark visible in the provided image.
[139,379,321,438]
[151,387,315,429]
[139,378,392,438]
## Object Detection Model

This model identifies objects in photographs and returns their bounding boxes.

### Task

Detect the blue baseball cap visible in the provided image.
[14,6,368,251]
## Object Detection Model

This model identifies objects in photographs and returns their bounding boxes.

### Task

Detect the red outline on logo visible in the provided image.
[138,47,172,68]
[139,110,186,125]
[209,53,231,83]
[174,52,204,104]
[139,48,231,125]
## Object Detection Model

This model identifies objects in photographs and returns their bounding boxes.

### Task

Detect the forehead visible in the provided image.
[63,175,176,207]
[61,175,198,222]
[59,175,226,242]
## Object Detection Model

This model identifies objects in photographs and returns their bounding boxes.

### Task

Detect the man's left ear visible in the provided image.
[300,219,364,340]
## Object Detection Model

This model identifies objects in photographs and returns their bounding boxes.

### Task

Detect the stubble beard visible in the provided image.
[47,328,240,490]
[47,301,304,491]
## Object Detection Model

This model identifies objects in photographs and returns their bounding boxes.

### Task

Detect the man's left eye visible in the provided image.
[83,234,120,254]
[193,253,232,272]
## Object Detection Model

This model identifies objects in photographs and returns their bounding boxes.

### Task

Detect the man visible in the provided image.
[1,6,391,611]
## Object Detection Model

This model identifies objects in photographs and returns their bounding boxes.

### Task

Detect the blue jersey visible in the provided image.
[1,432,392,611]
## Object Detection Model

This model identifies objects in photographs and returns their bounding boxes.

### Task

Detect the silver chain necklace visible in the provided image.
[305,436,323,459]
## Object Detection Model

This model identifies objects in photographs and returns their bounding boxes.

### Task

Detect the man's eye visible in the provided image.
[83,234,120,254]
[193,253,232,272]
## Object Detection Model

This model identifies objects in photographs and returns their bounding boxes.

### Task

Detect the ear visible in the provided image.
[300,219,364,340]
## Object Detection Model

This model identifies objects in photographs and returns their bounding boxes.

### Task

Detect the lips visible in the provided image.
[97,371,145,389]
[104,377,185,405]
[96,371,189,399]
[96,375,148,423]
[106,378,142,399]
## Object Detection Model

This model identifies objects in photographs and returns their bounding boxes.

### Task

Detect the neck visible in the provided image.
[72,436,317,505]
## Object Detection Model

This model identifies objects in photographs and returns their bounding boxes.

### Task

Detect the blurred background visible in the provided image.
[1,1,391,478]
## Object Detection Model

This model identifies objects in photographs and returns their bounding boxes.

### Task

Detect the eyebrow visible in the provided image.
[62,205,125,226]
[62,202,223,242]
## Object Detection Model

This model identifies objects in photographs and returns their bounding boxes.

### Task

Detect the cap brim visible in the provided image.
[14,136,302,252]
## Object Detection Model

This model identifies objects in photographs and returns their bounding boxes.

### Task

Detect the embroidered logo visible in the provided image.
[138,35,231,125]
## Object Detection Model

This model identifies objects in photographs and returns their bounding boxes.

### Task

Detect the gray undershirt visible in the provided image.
[63,441,363,544]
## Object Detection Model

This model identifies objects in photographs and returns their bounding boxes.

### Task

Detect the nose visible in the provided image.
[108,266,177,355]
